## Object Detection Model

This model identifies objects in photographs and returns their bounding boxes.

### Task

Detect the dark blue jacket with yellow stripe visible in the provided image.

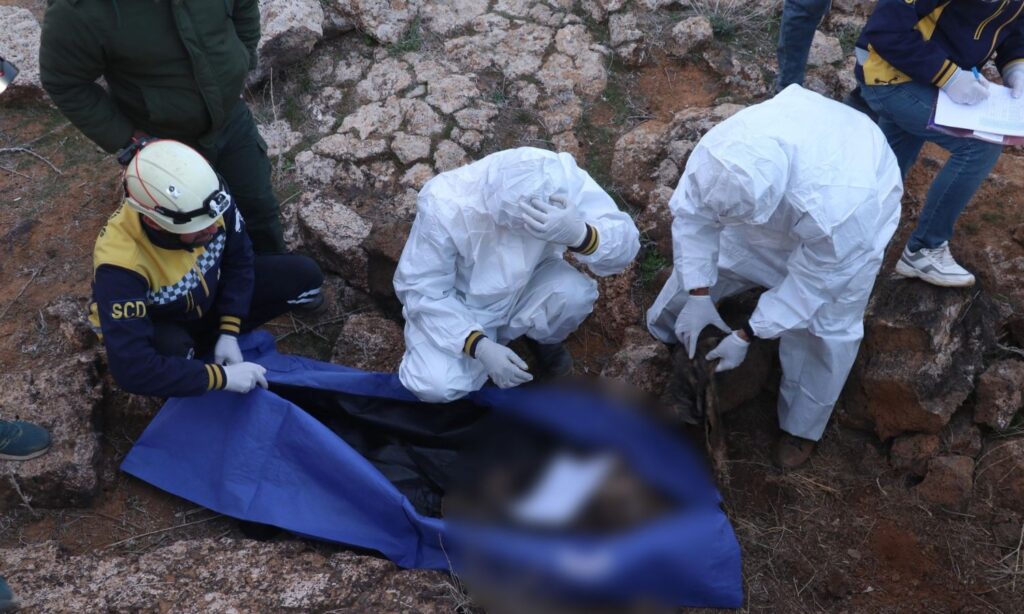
[89,202,253,397]
[857,0,1024,87]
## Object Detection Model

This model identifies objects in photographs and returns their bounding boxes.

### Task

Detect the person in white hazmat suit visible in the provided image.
[646,86,903,468]
[395,147,640,403]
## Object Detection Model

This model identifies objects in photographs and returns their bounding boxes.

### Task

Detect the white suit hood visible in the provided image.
[482,150,569,230]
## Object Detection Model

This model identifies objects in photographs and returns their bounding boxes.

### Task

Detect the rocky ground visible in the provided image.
[3,0,1024,611]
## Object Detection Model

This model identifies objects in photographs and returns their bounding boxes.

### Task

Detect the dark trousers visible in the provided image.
[193,100,286,255]
[152,254,323,358]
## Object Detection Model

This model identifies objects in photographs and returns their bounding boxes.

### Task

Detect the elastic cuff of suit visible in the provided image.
[933,60,958,88]
[464,331,486,358]
[570,224,599,256]
[206,364,227,391]
[219,315,243,336]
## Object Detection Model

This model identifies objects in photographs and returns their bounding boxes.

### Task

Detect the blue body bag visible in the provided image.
[122,332,743,607]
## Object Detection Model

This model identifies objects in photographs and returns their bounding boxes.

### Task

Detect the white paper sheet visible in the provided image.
[935,84,1024,137]
[508,453,616,527]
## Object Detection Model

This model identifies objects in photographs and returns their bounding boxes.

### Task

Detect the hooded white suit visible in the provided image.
[647,86,903,441]
[395,147,640,403]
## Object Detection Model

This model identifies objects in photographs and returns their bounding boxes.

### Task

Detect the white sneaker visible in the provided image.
[895,242,975,287]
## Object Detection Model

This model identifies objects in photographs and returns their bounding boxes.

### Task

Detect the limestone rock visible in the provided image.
[334,52,371,84]
[807,31,844,67]
[611,121,670,204]
[434,140,468,172]
[312,133,388,161]
[400,163,435,189]
[257,120,303,157]
[401,99,446,136]
[845,278,999,439]
[339,99,404,140]
[453,105,499,132]
[43,296,95,353]
[0,7,43,101]
[915,455,975,509]
[0,354,103,510]
[977,438,1024,513]
[974,359,1024,430]
[332,314,405,370]
[423,0,489,35]
[425,74,480,114]
[609,12,642,48]
[294,150,338,187]
[538,26,608,98]
[391,132,432,164]
[889,433,940,477]
[297,193,372,288]
[552,131,582,159]
[355,58,413,102]
[669,16,714,57]
[254,0,325,81]
[601,326,672,397]
[327,0,422,45]
[2,539,448,612]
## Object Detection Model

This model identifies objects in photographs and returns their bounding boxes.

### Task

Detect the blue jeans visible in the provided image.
[776,0,831,90]
[860,81,1003,251]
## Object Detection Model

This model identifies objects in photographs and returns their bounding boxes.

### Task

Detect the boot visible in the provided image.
[0,419,51,461]
[527,340,574,378]
[773,433,816,469]
[0,575,17,612]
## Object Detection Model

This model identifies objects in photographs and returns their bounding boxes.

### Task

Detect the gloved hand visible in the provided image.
[521,195,588,247]
[474,338,533,388]
[941,67,990,105]
[223,362,269,394]
[674,295,730,359]
[1004,64,1024,98]
[214,334,244,366]
[706,332,750,373]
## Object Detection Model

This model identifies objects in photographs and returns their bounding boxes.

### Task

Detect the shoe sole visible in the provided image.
[0,445,51,462]
[895,260,975,288]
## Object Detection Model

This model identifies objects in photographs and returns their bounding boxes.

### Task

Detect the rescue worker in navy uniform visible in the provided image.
[89,140,323,397]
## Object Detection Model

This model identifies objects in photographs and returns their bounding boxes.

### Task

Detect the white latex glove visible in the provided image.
[223,362,269,394]
[1004,64,1024,98]
[521,195,588,247]
[706,332,750,373]
[941,67,990,105]
[674,295,730,359]
[474,338,533,389]
[214,334,244,366]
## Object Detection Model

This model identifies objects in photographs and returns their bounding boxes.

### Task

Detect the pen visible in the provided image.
[972,66,981,81]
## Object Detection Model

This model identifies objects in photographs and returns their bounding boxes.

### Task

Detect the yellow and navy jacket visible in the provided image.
[857,0,1024,87]
[89,202,254,397]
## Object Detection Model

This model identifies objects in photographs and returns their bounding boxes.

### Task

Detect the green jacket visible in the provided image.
[40,0,260,153]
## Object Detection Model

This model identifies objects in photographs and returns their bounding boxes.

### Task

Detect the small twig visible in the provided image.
[6,471,38,517]
[0,267,43,321]
[100,514,221,550]
[0,163,30,179]
[997,343,1024,359]
[0,147,63,175]
[279,190,302,208]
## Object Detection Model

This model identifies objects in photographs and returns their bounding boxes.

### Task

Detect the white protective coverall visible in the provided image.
[646,86,903,441]
[395,147,640,403]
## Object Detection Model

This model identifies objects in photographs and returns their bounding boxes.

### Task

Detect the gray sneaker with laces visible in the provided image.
[895,242,975,287]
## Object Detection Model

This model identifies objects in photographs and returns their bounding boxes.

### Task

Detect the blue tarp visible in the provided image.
[122,331,743,607]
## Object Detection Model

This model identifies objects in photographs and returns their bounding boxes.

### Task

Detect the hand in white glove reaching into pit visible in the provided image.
[674,295,730,359]
[941,67,990,105]
[706,332,750,373]
[223,362,269,394]
[474,338,533,388]
[521,195,588,247]
[214,334,244,365]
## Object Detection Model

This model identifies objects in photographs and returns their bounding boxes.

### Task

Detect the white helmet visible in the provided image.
[123,140,232,234]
